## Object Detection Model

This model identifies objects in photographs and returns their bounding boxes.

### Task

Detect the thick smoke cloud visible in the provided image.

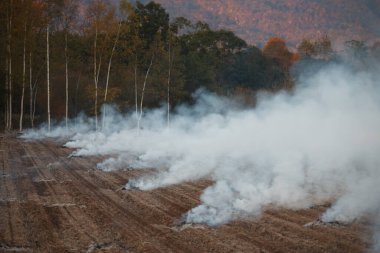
[24,62,380,248]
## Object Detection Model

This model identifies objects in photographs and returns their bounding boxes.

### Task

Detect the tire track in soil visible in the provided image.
[1,139,43,252]
[38,139,372,253]
[10,143,40,250]
[64,157,247,252]
[35,140,201,253]
[224,221,311,253]
[0,139,14,247]
[1,136,371,253]
[42,140,248,253]
[266,209,365,246]
[39,148,142,252]
[13,139,71,252]
[1,139,33,250]
[0,138,9,243]
[261,214,349,252]
[21,140,122,252]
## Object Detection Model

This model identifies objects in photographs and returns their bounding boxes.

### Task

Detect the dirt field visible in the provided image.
[0,134,373,253]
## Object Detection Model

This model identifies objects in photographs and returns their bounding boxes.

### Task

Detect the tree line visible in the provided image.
[1,0,377,131]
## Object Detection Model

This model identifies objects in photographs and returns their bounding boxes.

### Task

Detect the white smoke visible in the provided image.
[21,112,94,140]
[21,105,130,141]
[23,63,380,248]
[120,65,380,226]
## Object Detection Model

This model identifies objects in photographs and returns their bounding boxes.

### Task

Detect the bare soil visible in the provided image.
[0,134,372,252]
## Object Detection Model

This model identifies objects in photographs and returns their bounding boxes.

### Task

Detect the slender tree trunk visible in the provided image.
[102,22,121,129]
[94,26,104,131]
[47,25,51,132]
[65,32,69,130]
[93,26,100,131]
[5,27,9,129]
[30,66,40,128]
[74,70,81,124]
[5,53,8,129]
[5,98,9,130]
[167,39,172,128]
[32,86,38,127]
[29,52,33,128]
[7,0,13,130]
[9,38,12,130]
[5,2,8,129]
[103,22,121,104]
[95,55,101,129]
[134,54,138,120]
[19,22,27,132]
[137,55,154,130]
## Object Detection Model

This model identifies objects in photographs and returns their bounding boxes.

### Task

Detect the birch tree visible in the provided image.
[60,0,78,130]
[43,0,58,132]
[102,0,133,128]
[166,30,173,128]
[29,51,33,128]
[137,55,154,130]
[130,25,142,121]
[165,17,191,127]
[28,0,43,129]
[46,24,51,131]
[19,20,26,132]
[134,54,138,119]
[7,0,13,130]
[87,0,109,131]
[132,1,169,129]
[102,21,121,129]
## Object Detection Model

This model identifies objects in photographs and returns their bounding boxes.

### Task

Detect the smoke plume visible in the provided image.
[24,62,380,248]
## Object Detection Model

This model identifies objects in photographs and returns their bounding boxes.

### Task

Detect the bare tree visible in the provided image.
[46,25,51,131]
[93,26,102,131]
[88,0,107,131]
[60,0,78,130]
[32,85,38,127]
[5,1,9,129]
[29,53,45,129]
[134,55,138,120]
[19,21,27,132]
[137,55,154,130]
[103,23,121,104]
[7,0,13,130]
[27,0,40,129]
[29,50,33,128]
[167,34,173,128]
[64,32,69,129]
[94,25,99,130]
[74,70,82,122]
[102,21,121,129]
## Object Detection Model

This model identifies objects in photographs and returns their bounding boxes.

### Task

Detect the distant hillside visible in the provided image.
[137,0,380,47]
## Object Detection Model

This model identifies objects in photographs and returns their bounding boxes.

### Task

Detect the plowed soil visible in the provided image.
[0,134,373,253]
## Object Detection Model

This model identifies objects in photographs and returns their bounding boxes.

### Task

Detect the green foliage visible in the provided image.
[178,27,248,94]
[220,46,270,90]
[170,17,192,34]
[297,35,333,60]
[133,1,169,48]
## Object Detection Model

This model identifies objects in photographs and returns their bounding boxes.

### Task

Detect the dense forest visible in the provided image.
[0,0,378,131]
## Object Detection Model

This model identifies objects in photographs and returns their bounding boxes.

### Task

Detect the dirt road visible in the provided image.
[0,135,372,252]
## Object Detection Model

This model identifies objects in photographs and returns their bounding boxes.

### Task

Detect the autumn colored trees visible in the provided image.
[1,1,375,131]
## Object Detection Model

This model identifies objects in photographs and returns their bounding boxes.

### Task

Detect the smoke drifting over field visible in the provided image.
[24,63,380,248]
